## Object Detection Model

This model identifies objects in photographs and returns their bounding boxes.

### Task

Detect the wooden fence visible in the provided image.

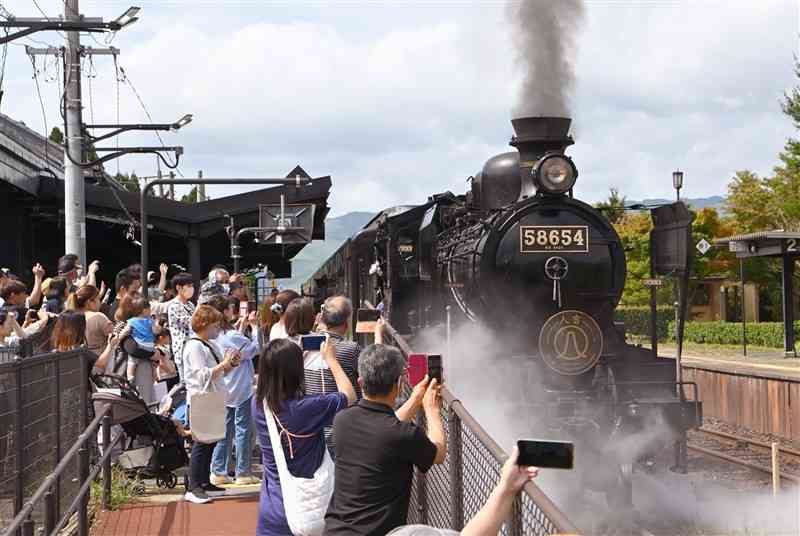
[682,363,800,441]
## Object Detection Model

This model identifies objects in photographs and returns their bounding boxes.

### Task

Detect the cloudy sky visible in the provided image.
[1,0,797,215]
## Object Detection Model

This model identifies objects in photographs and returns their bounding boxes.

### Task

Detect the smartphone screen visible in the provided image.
[239,301,249,318]
[407,354,428,386]
[516,440,574,470]
[355,308,381,334]
[427,354,442,384]
[301,335,325,352]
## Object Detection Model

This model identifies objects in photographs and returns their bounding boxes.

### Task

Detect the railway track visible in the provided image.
[688,427,800,485]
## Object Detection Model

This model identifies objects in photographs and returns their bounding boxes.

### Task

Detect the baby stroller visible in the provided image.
[92,375,188,489]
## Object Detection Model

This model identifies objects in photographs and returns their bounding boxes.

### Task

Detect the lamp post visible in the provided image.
[673,170,684,202]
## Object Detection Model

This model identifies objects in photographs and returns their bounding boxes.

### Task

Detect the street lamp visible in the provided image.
[171,114,193,131]
[111,6,140,29]
[672,170,684,202]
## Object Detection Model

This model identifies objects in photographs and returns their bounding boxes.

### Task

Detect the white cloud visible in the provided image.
[0,0,797,215]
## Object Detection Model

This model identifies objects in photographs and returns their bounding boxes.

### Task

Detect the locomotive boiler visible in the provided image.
[303,116,702,508]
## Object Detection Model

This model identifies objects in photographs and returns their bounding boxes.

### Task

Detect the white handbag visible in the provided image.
[263,400,334,536]
[189,339,227,444]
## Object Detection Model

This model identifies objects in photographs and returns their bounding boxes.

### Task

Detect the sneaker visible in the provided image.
[202,483,227,497]
[234,475,261,485]
[210,473,232,486]
[184,490,211,504]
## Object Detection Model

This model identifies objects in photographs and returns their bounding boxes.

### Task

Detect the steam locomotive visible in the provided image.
[303,116,701,507]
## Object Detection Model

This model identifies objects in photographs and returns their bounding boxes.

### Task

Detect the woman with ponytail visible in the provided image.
[66,285,114,356]
[268,289,299,341]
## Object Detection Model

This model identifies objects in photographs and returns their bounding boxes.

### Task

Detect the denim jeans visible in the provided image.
[211,396,254,478]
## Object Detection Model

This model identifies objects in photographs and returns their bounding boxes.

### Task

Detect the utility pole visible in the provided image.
[198,170,205,202]
[64,0,86,265]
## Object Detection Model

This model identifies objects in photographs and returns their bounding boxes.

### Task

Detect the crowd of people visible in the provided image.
[0,255,544,536]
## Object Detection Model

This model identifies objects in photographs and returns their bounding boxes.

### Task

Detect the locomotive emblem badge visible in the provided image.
[539,310,603,375]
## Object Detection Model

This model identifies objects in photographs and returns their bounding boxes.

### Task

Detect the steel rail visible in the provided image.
[699,427,800,459]
[689,430,800,485]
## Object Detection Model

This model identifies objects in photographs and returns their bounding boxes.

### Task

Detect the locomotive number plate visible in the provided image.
[520,225,589,253]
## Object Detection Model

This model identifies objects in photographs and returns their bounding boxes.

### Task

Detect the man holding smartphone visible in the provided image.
[325,344,447,535]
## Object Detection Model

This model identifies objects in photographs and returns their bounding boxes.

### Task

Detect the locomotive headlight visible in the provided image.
[533,154,578,195]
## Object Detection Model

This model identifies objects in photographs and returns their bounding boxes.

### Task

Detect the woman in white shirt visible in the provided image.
[182,304,239,504]
[268,289,299,341]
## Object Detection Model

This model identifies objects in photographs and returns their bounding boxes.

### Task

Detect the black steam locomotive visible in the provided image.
[303,117,701,507]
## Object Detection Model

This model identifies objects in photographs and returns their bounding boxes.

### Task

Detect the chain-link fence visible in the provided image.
[0,349,90,530]
[382,322,577,535]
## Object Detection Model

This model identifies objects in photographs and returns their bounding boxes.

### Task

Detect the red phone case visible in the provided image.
[407,354,428,387]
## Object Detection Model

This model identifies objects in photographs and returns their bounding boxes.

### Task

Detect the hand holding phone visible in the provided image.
[516,439,574,470]
[355,308,381,334]
[500,446,540,494]
[427,354,442,384]
[301,334,326,352]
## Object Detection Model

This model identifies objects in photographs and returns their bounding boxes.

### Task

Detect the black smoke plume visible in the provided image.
[508,0,585,117]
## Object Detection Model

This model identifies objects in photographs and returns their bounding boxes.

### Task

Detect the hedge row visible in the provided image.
[666,320,800,348]
[615,306,674,341]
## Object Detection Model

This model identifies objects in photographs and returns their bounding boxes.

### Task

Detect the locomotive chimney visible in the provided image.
[510,116,574,172]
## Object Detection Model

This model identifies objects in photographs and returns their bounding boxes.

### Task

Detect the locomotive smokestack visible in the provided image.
[510,116,574,170]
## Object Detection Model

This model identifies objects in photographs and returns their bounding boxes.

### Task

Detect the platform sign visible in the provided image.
[696,239,711,255]
[641,278,664,288]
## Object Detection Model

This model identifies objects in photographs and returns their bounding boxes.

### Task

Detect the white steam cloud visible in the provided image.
[508,0,585,117]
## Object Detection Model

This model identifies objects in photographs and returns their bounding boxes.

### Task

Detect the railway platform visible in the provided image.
[92,494,258,536]
[654,347,800,443]
[91,489,259,536]
[657,344,800,381]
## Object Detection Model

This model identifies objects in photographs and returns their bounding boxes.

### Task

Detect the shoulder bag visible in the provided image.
[188,338,226,444]
[262,400,334,536]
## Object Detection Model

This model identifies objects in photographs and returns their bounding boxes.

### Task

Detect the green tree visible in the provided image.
[724,170,774,233]
[115,172,140,193]
[614,206,735,306]
[181,186,199,204]
[595,187,626,224]
[49,127,63,145]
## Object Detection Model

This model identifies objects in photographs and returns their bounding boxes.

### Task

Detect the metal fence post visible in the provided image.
[508,495,523,536]
[13,357,23,534]
[79,352,89,430]
[415,413,428,525]
[54,355,62,520]
[44,488,57,535]
[77,445,89,536]
[102,414,112,509]
[448,404,464,530]
[21,515,34,536]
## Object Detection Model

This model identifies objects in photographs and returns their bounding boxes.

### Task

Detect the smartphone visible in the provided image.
[427,354,443,384]
[516,439,574,470]
[355,308,381,333]
[239,301,249,318]
[408,354,428,386]
[301,334,326,352]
